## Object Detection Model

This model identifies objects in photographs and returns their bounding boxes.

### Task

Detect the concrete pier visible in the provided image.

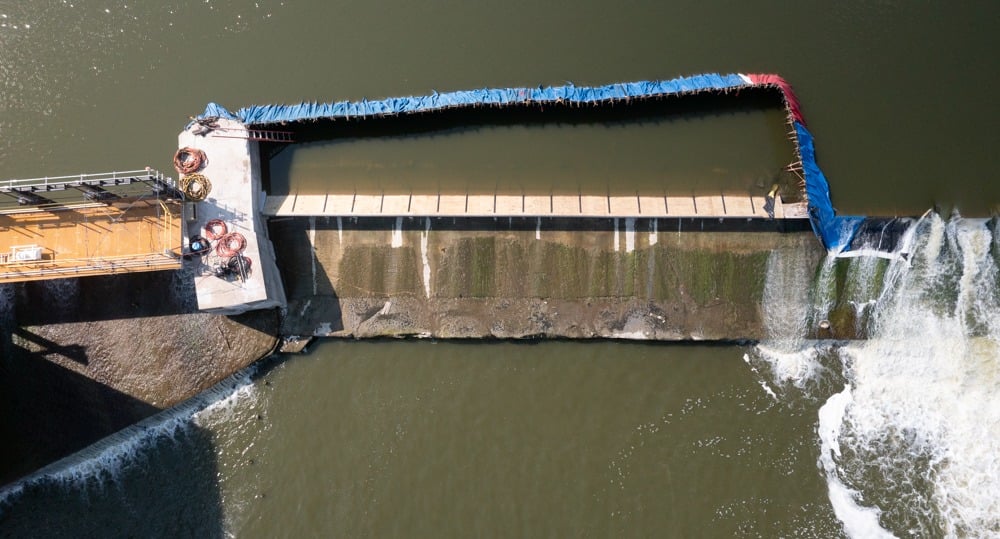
[178,120,286,314]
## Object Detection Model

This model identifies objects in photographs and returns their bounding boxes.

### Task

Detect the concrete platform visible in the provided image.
[262,192,806,219]
[179,120,286,314]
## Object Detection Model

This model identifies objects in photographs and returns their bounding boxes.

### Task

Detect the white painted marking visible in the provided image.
[391,217,403,248]
[421,218,432,298]
[625,217,636,253]
[308,216,317,295]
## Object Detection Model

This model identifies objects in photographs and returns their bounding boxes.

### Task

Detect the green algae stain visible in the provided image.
[667,249,768,306]
[469,237,497,297]
[338,244,420,297]
[337,231,772,305]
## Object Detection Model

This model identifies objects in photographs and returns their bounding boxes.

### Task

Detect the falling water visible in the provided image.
[0,365,264,535]
[751,243,826,387]
[754,214,1000,538]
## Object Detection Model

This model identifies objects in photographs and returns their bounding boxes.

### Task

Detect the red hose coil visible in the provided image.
[174,147,206,174]
[204,219,228,241]
[215,232,247,258]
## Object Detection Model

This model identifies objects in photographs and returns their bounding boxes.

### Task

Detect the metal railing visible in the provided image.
[0,252,181,280]
[0,168,175,192]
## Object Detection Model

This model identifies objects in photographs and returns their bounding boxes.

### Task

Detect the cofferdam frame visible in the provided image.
[179,73,865,315]
[195,72,862,248]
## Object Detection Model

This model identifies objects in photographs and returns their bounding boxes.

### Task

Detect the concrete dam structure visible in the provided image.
[1,73,915,484]
[174,72,883,344]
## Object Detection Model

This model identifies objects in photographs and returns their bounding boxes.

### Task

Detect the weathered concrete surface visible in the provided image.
[271,217,826,341]
[180,119,287,314]
[0,268,279,485]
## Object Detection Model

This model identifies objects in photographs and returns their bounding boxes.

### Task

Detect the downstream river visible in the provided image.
[1,1,998,537]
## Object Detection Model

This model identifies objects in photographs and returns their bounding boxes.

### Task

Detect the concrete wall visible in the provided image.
[270,217,826,342]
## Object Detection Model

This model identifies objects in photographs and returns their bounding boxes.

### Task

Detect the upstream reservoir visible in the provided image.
[1,1,998,537]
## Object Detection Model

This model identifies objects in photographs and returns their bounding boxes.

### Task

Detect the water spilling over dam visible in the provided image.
[2,213,995,537]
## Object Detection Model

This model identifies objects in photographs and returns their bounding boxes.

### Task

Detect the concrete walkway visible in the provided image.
[264,193,809,219]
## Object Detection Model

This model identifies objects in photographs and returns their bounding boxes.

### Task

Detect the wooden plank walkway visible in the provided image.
[263,193,809,219]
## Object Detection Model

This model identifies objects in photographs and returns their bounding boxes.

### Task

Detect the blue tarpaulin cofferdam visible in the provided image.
[196,72,863,251]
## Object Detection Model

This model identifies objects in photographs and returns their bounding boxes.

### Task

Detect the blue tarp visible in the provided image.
[794,122,863,252]
[197,72,864,251]
[198,73,749,126]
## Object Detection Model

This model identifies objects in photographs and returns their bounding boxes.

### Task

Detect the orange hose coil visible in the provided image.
[215,232,247,258]
[204,219,228,241]
[173,147,206,174]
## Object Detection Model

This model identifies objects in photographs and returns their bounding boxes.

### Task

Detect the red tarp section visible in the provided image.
[745,74,805,126]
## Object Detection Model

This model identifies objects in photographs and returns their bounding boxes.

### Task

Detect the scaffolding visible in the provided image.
[0,169,184,283]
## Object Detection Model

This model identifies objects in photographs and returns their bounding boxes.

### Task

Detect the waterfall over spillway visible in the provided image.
[753,214,1000,538]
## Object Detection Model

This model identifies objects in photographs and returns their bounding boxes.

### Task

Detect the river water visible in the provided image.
[1,1,998,537]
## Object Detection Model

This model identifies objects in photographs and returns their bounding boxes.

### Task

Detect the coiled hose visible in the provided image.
[173,147,206,174]
[179,173,211,201]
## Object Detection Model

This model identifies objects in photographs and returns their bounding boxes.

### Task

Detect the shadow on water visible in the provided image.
[5,267,277,337]
[0,333,227,536]
[0,314,235,537]
[0,417,226,538]
[6,271,196,325]
[0,332,158,485]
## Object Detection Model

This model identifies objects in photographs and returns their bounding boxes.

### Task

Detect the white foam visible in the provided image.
[0,366,259,512]
[308,216,317,295]
[649,219,658,246]
[420,218,431,298]
[755,215,1000,537]
[818,386,897,538]
[391,216,403,248]
[833,248,906,261]
[741,353,778,400]
[840,219,1000,536]
[752,343,822,388]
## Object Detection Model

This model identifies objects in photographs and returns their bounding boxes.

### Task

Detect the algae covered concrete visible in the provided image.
[270,217,825,342]
[0,268,279,485]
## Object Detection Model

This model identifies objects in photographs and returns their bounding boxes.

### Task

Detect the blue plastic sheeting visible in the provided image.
[200,102,239,120]
[196,73,863,251]
[794,122,863,252]
[198,73,749,126]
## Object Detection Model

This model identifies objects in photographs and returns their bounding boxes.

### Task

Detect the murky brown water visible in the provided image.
[267,103,794,197]
[0,1,997,537]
